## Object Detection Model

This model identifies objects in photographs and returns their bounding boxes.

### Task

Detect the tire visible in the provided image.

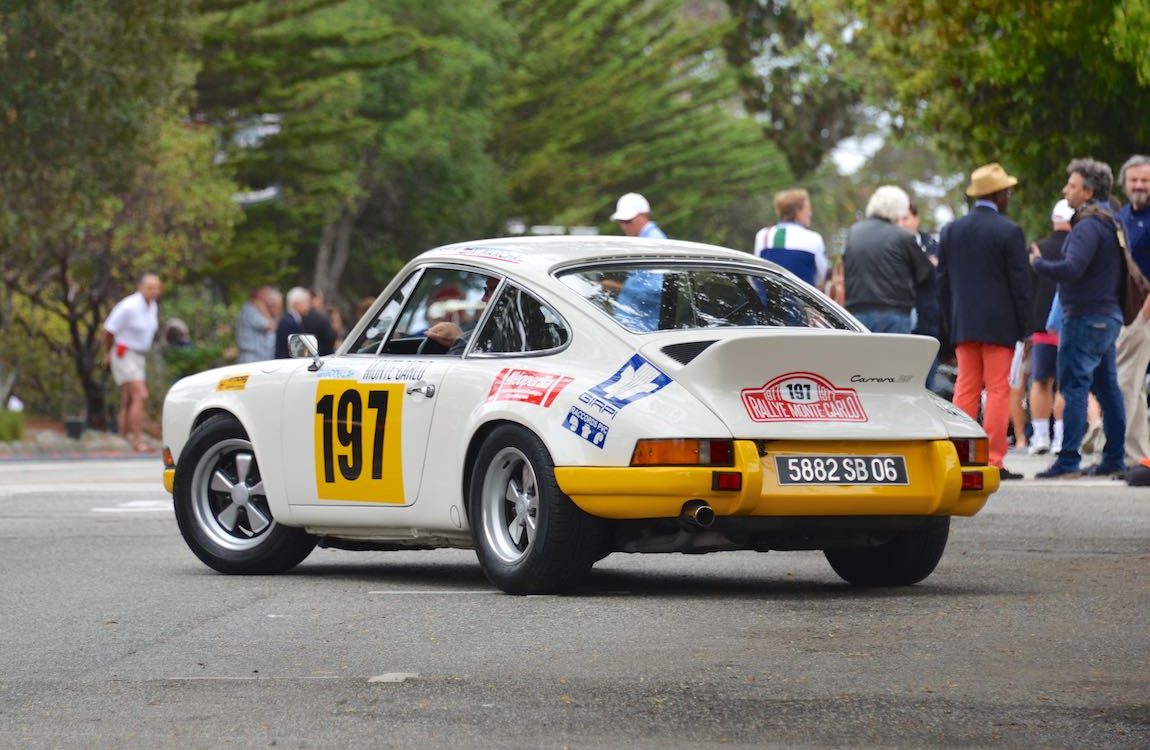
[173,415,316,574]
[824,517,950,586]
[469,425,602,595]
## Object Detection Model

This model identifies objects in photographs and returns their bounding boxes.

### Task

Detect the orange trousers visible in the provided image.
[953,342,1014,468]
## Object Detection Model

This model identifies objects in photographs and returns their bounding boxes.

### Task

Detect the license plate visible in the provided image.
[774,454,909,485]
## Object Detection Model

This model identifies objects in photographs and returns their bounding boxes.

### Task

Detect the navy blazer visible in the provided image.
[938,206,1032,347]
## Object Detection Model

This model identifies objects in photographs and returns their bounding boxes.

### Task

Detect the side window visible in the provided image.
[471,286,569,355]
[383,268,498,355]
[350,272,420,354]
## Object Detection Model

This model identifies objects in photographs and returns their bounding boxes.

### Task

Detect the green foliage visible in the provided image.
[496,0,792,248]
[723,0,866,178]
[834,0,1150,235]
[0,410,23,442]
[147,286,242,415]
[317,0,514,302]
[193,0,421,296]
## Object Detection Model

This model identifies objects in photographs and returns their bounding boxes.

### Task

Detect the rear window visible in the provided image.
[557,263,853,333]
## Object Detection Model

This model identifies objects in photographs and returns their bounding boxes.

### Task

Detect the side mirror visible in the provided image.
[288,334,323,372]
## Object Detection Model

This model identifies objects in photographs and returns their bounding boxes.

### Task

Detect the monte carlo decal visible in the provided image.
[741,372,867,423]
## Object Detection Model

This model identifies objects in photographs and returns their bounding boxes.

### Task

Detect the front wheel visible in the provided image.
[824,517,950,586]
[173,415,316,574]
[469,425,602,594]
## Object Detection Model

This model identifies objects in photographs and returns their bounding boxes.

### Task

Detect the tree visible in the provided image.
[722,0,866,178]
[1,119,241,426]
[0,2,232,425]
[830,0,1150,233]
[192,0,421,300]
[319,0,515,303]
[496,0,792,248]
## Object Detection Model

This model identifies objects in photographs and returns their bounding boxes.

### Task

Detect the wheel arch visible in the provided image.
[462,419,539,515]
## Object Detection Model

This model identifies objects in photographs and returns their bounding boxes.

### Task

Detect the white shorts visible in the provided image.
[111,348,147,385]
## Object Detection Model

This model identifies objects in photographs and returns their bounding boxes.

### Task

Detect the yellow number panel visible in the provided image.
[312,380,406,503]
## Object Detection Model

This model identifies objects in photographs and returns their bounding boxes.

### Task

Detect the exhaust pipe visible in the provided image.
[680,500,715,528]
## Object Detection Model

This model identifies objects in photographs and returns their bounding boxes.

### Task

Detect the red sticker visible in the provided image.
[741,372,867,423]
[487,368,573,407]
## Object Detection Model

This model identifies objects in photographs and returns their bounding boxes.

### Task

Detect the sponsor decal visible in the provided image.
[741,372,867,423]
[564,355,671,448]
[452,247,524,264]
[564,405,610,447]
[316,367,356,380]
[589,354,671,408]
[487,368,573,407]
[216,374,249,391]
[362,360,432,382]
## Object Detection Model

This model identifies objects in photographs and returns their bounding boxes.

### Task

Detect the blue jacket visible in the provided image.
[1032,201,1122,322]
[938,205,1031,347]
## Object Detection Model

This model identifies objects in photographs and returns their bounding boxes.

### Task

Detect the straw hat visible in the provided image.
[965,163,1019,197]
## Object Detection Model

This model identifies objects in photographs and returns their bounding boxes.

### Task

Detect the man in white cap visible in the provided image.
[1026,198,1075,455]
[610,192,667,330]
[611,192,666,239]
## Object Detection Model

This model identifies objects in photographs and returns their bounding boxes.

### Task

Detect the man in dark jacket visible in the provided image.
[1031,158,1126,479]
[899,203,942,388]
[844,185,932,333]
[938,163,1032,478]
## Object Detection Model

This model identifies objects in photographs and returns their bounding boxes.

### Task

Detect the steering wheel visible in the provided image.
[417,335,449,355]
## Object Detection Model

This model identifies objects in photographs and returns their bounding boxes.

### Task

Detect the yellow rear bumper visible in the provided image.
[554,439,997,520]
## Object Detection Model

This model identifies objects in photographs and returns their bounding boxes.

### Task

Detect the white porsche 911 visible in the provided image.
[162,236,998,594]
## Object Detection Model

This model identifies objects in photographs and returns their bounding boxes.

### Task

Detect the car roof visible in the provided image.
[418,236,766,278]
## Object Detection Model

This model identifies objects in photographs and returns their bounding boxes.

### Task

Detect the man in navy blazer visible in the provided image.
[939,163,1033,479]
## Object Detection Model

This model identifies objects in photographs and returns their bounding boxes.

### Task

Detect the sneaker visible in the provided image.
[1049,436,1062,454]
[1034,463,1081,480]
[999,467,1025,480]
[1083,463,1125,478]
[1027,440,1050,456]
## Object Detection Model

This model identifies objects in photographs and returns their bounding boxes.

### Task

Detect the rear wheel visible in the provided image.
[173,415,316,574]
[469,425,602,594]
[824,517,950,586]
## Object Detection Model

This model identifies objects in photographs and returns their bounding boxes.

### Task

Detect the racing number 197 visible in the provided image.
[315,389,388,482]
[312,381,406,503]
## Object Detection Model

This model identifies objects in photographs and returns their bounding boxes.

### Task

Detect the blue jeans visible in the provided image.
[1055,315,1125,469]
[853,309,913,334]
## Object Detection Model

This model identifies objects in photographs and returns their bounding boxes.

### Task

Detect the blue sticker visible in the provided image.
[589,354,671,408]
[563,355,672,449]
[565,406,609,447]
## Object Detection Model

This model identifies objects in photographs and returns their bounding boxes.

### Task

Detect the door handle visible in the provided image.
[406,382,436,398]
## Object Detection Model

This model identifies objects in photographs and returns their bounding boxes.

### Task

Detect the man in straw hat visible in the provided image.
[939,163,1032,479]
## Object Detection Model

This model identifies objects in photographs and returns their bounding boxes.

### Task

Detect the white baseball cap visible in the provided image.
[1051,198,1075,224]
[610,192,651,222]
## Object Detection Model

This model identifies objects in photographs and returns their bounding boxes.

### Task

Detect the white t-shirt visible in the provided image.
[753,222,829,288]
[104,291,159,352]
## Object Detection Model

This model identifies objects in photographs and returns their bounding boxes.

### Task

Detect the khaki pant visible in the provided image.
[1116,314,1150,464]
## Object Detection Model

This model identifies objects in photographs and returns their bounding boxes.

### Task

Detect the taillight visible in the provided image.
[631,439,735,466]
[950,437,988,466]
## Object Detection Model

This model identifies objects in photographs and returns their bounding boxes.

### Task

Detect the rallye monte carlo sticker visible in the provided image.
[487,368,573,406]
[741,371,867,423]
[564,354,671,447]
[313,380,406,502]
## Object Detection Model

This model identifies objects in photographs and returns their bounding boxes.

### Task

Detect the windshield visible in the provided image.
[558,263,854,333]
